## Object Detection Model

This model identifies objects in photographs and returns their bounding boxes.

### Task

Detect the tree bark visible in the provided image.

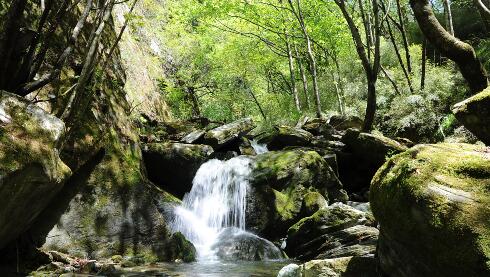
[474,0,490,33]
[285,30,301,111]
[410,0,488,93]
[395,0,412,73]
[295,45,310,109]
[443,0,455,35]
[421,39,427,90]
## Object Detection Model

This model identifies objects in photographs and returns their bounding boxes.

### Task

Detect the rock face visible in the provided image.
[212,228,285,261]
[163,232,197,262]
[142,142,214,198]
[277,256,377,277]
[328,115,363,131]
[0,91,71,250]
[285,203,377,261]
[246,150,348,238]
[203,118,255,150]
[371,143,490,277]
[339,129,407,193]
[259,126,314,151]
[452,88,490,145]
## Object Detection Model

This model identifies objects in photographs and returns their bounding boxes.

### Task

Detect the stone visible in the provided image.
[203,118,255,150]
[246,150,348,238]
[277,263,301,277]
[328,115,363,131]
[280,256,377,277]
[371,143,490,277]
[286,203,377,261]
[452,88,490,145]
[302,118,337,138]
[212,227,285,261]
[339,129,407,193]
[259,126,314,151]
[163,232,196,263]
[301,192,328,216]
[181,129,206,144]
[142,142,214,197]
[0,91,72,250]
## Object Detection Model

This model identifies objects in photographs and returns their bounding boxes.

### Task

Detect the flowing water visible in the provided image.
[251,139,269,154]
[171,156,254,260]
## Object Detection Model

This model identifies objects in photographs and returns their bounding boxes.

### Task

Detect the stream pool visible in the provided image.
[115,260,290,277]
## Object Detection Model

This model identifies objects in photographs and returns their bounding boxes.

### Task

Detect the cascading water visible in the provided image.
[171,156,253,260]
[251,139,268,154]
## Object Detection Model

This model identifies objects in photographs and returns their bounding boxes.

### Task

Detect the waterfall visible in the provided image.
[251,140,268,154]
[171,156,253,260]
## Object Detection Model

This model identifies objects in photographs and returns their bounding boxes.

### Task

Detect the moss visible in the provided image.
[371,143,490,276]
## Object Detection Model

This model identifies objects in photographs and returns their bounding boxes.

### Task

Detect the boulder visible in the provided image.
[278,256,377,277]
[163,232,196,262]
[328,115,363,131]
[339,129,407,193]
[142,142,214,198]
[371,143,490,277]
[259,126,314,150]
[302,118,337,138]
[203,118,255,150]
[212,227,285,261]
[0,91,71,250]
[285,203,377,261]
[246,150,348,238]
[452,88,490,145]
[181,129,206,144]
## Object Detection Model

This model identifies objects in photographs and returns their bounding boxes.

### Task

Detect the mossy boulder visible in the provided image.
[163,232,196,263]
[258,126,314,151]
[328,115,363,131]
[277,256,378,277]
[0,91,71,250]
[203,118,255,150]
[246,150,348,238]
[142,142,213,198]
[452,88,490,145]
[339,129,407,193]
[370,143,490,277]
[285,203,377,261]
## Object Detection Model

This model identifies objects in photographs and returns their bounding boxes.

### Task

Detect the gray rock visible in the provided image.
[259,125,314,151]
[279,256,377,277]
[142,142,213,197]
[0,91,71,250]
[212,227,285,261]
[452,88,490,145]
[203,118,255,150]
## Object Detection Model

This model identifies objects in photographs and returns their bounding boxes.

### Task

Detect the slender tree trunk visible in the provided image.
[395,0,412,73]
[384,9,414,93]
[410,0,488,93]
[0,0,28,90]
[19,0,94,95]
[330,71,345,115]
[248,88,267,120]
[285,31,301,111]
[61,0,115,124]
[421,39,427,90]
[295,45,310,109]
[474,0,490,33]
[443,0,455,35]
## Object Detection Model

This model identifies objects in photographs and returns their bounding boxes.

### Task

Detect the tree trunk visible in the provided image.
[248,88,267,120]
[395,0,413,73]
[287,0,322,118]
[474,0,490,33]
[294,44,310,109]
[443,0,455,35]
[285,31,301,111]
[364,79,377,132]
[421,39,427,90]
[0,0,28,90]
[410,0,488,93]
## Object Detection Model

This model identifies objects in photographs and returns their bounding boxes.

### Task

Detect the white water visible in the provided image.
[251,140,268,154]
[172,156,253,260]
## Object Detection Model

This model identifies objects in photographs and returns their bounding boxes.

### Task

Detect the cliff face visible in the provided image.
[0,1,181,271]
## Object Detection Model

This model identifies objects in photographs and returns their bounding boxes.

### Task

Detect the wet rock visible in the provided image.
[328,115,363,131]
[246,150,348,238]
[286,203,377,261]
[143,142,214,197]
[0,91,71,250]
[371,143,490,277]
[212,227,285,261]
[452,88,490,145]
[203,118,255,150]
[301,192,328,216]
[278,256,377,277]
[339,129,407,193]
[164,232,197,263]
[259,126,314,151]
[181,129,206,144]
